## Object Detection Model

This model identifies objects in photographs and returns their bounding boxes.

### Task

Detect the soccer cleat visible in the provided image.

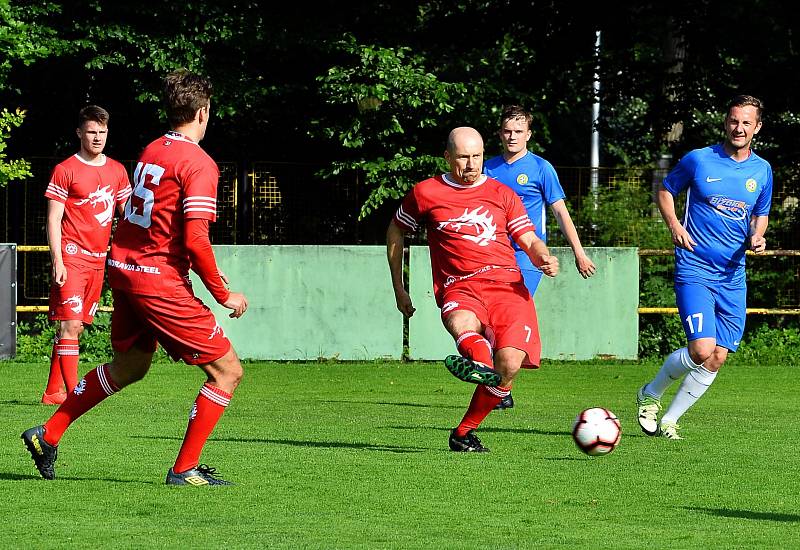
[636,385,662,436]
[444,355,501,387]
[41,391,67,405]
[660,422,683,440]
[448,429,489,452]
[21,425,58,480]
[165,464,233,486]
[493,392,514,410]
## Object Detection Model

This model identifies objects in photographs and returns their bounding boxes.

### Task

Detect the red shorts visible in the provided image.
[48,264,104,324]
[441,279,541,368]
[110,287,231,365]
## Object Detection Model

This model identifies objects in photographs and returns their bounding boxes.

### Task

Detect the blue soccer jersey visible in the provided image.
[484,151,566,244]
[665,144,773,284]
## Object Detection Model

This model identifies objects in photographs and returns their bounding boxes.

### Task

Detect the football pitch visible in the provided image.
[2,359,799,549]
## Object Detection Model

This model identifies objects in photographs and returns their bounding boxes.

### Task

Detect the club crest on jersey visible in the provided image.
[516,173,529,185]
[74,184,115,226]
[62,295,83,314]
[708,195,748,220]
[65,243,78,255]
[437,206,497,247]
[745,178,757,192]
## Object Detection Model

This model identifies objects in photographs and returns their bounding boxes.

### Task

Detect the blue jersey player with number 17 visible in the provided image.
[637,95,773,441]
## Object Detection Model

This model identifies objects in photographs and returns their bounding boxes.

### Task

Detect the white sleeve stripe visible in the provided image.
[184,200,217,207]
[46,184,68,199]
[395,207,417,229]
[508,216,534,230]
[183,196,216,203]
[184,207,217,214]
[508,214,529,225]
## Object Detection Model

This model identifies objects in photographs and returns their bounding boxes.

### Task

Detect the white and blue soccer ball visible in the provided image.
[572,407,622,456]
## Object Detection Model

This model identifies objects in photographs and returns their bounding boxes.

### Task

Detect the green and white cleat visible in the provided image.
[636,385,662,436]
[660,422,683,440]
[444,355,500,387]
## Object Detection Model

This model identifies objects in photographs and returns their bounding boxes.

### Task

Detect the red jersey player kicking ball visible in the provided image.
[23,70,248,486]
[387,126,559,452]
[41,105,132,405]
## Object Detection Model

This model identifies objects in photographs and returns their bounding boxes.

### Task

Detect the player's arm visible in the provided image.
[549,199,595,278]
[386,220,415,318]
[515,230,559,277]
[46,199,67,286]
[749,215,769,253]
[657,183,696,252]
[184,218,248,318]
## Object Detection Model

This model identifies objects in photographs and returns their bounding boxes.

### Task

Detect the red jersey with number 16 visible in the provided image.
[393,173,536,306]
[108,131,219,297]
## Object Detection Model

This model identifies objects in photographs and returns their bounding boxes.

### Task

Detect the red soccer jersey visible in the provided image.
[44,154,132,268]
[394,174,536,305]
[108,132,219,296]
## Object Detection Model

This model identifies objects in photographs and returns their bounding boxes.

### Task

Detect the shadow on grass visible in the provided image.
[132,435,428,454]
[320,399,463,410]
[0,471,157,484]
[684,506,800,523]
[387,425,572,437]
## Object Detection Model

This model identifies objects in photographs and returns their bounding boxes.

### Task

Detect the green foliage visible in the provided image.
[312,35,465,218]
[0,107,30,185]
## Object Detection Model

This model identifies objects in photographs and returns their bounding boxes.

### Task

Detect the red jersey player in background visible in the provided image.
[41,105,132,405]
[387,127,559,452]
[23,70,249,486]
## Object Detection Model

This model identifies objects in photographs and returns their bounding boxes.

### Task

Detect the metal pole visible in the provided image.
[590,30,601,208]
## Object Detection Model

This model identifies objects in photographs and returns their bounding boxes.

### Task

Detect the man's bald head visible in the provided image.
[444,127,485,185]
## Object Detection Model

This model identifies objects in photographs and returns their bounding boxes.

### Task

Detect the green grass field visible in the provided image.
[2,359,799,549]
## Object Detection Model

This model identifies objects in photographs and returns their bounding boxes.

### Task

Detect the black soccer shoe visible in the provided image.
[21,425,58,480]
[444,355,501,387]
[448,429,489,452]
[493,392,515,410]
[166,464,233,486]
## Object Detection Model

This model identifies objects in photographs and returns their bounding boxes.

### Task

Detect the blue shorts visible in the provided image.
[674,280,746,352]
[515,250,543,296]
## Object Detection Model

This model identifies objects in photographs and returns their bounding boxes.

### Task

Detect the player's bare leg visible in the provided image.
[442,310,500,386]
[167,347,243,486]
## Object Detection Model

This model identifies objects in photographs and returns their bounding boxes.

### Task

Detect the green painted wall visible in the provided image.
[408,247,639,360]
[190,246,402,360]
[191,246,638,361]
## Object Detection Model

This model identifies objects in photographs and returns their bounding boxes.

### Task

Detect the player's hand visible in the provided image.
[219,270,230,285]
[540,254,559,277]
[750,234,767,253]
[394,288,416,318]
[574,254,596,279]
[669,224,697,252]
[52,261,67,287]
[223,291,248,318]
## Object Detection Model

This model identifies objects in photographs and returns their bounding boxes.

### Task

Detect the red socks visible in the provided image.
[172,384,232,474]
[43,364,118,446]
[44,337,64,395]
[455,385,511,437]
[456,331,494,367]
[57,338,80,393]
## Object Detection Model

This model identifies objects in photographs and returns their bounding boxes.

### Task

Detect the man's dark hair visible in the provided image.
[727,95,764,122]
[163,69,213,127]
[78,105,109,128]
[499,105,533,129]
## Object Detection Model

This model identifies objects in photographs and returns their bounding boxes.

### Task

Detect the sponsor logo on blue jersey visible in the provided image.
[708,195,748,220]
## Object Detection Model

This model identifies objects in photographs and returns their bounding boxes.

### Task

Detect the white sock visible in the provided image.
[661,365,718,424]
[643,347,700,398]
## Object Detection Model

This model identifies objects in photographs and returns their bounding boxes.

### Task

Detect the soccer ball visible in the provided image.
[572,407,621,456]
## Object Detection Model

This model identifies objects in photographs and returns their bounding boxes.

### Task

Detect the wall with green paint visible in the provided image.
[191,246,638,361]
[408,247,639,360]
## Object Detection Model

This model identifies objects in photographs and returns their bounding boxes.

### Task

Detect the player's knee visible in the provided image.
[688,343,714,365]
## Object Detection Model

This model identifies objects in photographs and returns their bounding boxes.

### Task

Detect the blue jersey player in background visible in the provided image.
[637,95,773,440]
[485,105,596,409]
